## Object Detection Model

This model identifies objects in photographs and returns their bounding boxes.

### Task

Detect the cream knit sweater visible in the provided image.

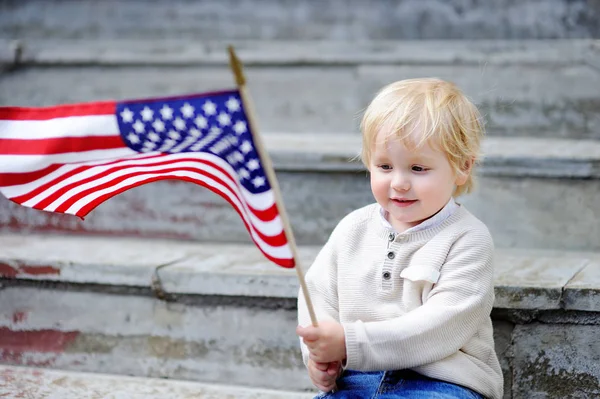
[298,203,503,399]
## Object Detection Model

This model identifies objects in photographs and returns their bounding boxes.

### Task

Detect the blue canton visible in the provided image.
[115,90,270,194]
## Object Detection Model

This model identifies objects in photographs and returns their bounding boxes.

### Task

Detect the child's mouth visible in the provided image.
[392,199,417,207]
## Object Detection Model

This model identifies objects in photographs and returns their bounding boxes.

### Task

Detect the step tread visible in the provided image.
[0,365,314,399]
[265,134,600,178]
[267,133,600,159]
[1,38,598,66]
[1,233,599,312]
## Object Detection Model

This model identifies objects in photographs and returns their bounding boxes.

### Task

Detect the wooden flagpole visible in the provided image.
[227,45,318,327]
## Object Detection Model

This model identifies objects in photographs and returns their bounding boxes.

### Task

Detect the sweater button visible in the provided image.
[388,233,395,241]
[382,271,391,280]
[387,251,395,260]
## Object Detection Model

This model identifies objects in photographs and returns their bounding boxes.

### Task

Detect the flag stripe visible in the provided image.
[1,154,164,194]
[0,115,118,140]
[1,153,279,212]
[77,174,294,267]
[0,164,64,187]
[8,156,278,223]
[0,136,126,155]
[56,163,283,239]
[0,148,139,174]
[0,102,116,120]
[66,170,288,248]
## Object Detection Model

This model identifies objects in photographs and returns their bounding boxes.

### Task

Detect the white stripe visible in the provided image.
[24,158,281,235]
[4,151,276,212]
[0,115,118,139]
[63,171,291,259]
[1,153,165,198]
[0,148,138,174]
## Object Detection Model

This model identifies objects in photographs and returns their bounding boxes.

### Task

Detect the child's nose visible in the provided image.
[391,172,410,191]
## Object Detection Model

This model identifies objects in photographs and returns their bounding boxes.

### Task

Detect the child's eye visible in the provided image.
[379,164,392,171]
[412,165,428,172]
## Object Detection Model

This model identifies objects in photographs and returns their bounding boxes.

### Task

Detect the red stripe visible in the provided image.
[7,154,165,201]
[46,165,287,247]
[11,157,230,206]
[0,136,125,155]
[0,101,115,120]
[11,156,277,222]
[73,174,291,252]
[0,164,64,186]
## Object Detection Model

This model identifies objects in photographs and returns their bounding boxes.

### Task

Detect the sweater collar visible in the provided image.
[374,202,467,243]
[378,198,458,234]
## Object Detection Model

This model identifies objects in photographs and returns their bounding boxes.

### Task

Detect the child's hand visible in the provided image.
[297,320,347,363]
[307,359,341,392]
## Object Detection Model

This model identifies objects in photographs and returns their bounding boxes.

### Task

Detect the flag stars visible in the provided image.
[202,100,217,116]
[152,119,166,132]
[233,121,247,135]
[238,168,250,180]
[160,139,177,151]
[247,159,260,171]
[232,151,244,163]
[226,97,241,112]
[159,105,174,120]
[142,141,157,152]
[189,128,201,138]
[252,176,266,188]
[195,115,208,129]
[181,103,195,118]
[173,117,186,131]
[168,130,180,140]
[127,133,140,144]
[148,132,160,142]
[217,112,231,126]
[141,106,154,121]
[120,108,134,123]
[210,126,222,135]
[132,120,145,133]
[240,141,252,154]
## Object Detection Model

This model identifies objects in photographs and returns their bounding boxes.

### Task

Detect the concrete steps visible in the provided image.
[1,0,599,40]
[2,133,600,252]
[0,365,314,399]
[0,234,599,397]
[1,39,599,139]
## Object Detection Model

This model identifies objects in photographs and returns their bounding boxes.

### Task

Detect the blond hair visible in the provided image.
[360,78,484,197]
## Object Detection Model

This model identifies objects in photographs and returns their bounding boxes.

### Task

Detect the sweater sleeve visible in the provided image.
[343,228,495,371]
[297,232,340,366]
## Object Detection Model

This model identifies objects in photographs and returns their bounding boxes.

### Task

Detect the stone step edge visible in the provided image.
[0,364,314,399]
[265,134,600,178]
[1,234,599,313]
[1,38,598,67]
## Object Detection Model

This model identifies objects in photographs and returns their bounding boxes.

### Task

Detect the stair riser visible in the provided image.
[0,287,310,391]
[1,0,599,40]
[2,65,600,139]
[1,286,599,396]
[2,172,599,251]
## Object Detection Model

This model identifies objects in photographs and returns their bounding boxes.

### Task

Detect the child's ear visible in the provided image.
[455,158,474,186]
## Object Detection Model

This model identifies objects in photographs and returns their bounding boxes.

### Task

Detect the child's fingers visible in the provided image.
[326,361,340,376]
[314,362,329,372]
[296,325,319,341]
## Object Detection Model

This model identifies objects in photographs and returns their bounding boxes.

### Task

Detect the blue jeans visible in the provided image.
[315,369,484,399]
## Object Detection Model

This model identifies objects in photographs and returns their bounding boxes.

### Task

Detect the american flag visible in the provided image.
[0,90,295,268]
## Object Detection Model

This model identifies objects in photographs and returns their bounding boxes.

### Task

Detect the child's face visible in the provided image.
[369,134,467,233]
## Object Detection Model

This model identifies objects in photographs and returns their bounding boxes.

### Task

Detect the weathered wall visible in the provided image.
[1,0,599,40]
[1,236,599,398]
[1,285,599,398]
